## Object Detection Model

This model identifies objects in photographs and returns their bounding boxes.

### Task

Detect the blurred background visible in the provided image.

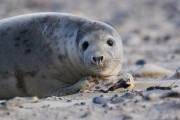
[0,0,180,70]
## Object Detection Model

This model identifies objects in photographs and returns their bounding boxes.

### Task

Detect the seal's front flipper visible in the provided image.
[49,77,94,96]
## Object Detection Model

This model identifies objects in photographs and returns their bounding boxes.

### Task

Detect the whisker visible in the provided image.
[83,57,122,76]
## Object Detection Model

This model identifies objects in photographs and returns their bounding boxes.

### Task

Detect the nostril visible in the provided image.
[100,56,103,62]
[92,56,103,63]
[93,57,97,62]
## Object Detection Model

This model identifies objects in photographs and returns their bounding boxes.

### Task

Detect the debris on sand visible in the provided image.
[80,73,135,93]
[132,64,173,78]
[0,96,39,108]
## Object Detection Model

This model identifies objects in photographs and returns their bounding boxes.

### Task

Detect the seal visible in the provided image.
[0,13,123,99]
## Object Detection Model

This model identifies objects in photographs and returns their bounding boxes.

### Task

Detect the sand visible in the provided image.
[0,0,180,120]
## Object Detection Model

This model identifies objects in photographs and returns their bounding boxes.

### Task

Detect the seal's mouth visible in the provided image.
[85,60,108,71]
[85,58,122,76]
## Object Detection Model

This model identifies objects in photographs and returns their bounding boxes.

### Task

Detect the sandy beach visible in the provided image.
[0,0,180,120]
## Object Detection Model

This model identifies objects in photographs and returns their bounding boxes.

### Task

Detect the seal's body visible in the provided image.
[0,13,123,99]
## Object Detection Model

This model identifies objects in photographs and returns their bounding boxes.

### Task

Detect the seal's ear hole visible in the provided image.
[107,39,114,47]
[82,41,89,51]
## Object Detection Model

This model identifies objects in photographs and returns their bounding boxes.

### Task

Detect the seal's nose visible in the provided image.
[92,56,103,63]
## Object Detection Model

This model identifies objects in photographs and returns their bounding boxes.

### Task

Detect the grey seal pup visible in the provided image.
[0,13,123,99]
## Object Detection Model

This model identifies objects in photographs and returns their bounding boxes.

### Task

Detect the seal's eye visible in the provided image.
[107,39,114,46]
[82,41,89,51]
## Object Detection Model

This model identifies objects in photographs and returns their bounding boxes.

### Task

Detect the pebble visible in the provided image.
[6,112,10,115]
[80,112,90,118]
[41,104,50,108]
[59,97,64,100]
[80,102,86,105]
[19,106,24,108]
[133,96,142,103]
[162,91,180,98]
[143,35,151,41]
[164,34,171,41]
[174,85,179,88]
[99,95,104,97]
[121,92,136,99]
[92,96,109,104]
[74,103,80,105]
[67,99,72,102]
[144,93,160,101]
[113,94,119,97]
[135,59,146,65]
[156,35,170,43]
[122,115,132,120]
[102,103,109,108]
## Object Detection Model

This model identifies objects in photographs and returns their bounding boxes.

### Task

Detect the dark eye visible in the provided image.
[82,41,89,51]
[107,39,114,46]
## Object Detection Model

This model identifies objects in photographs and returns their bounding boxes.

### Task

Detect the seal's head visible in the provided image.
[77,21,123,77]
